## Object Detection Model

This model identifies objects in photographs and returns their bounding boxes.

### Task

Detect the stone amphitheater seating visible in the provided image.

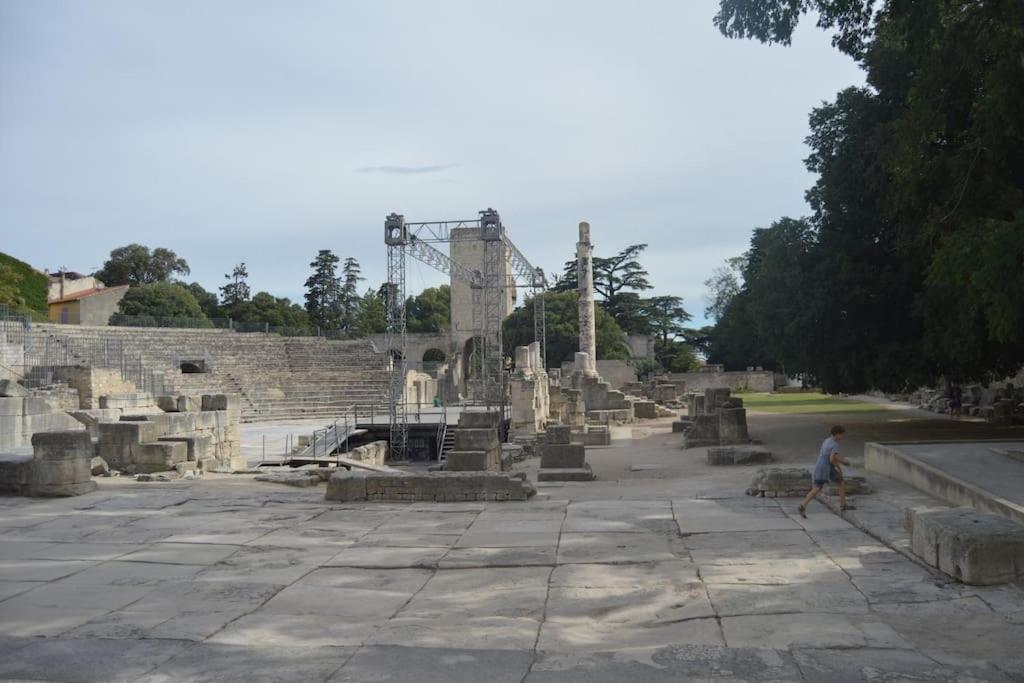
[27,324,390,422]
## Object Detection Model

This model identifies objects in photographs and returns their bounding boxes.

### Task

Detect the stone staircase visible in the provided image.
[25,324,390,422]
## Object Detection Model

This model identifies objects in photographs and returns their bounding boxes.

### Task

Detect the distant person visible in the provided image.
[948,393,962,419]
[798,424,855,517]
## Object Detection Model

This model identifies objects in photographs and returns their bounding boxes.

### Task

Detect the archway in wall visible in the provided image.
[462,338,480,381]
[422,348,446,363]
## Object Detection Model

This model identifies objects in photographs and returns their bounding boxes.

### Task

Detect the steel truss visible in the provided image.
[384,208,548,460]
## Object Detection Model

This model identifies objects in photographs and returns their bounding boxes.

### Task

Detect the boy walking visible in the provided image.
[798,425,855,517]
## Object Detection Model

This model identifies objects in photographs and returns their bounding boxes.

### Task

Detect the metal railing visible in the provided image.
[1,305,170,394]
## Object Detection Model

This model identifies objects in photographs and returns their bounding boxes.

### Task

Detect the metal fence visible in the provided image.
[1,304,169,394]
[105,313,361,340]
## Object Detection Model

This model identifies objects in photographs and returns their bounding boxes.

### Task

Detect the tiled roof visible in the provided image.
[49,285,129,305]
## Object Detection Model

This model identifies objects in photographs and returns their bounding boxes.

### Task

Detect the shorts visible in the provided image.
[814,466,843,488]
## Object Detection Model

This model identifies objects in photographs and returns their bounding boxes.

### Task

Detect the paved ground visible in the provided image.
[2,402,1023,681]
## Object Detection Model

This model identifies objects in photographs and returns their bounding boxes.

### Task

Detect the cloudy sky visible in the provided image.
[0,1,862,325]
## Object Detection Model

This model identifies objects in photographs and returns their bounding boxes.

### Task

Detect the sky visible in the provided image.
[0,1,863,326]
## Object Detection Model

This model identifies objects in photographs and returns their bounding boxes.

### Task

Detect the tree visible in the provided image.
[552,244,654,333]
[703,256,745,321]
[406,285,450,333]
[641,295,697,370]
[708,0,1024,390]
[354,287,387,335]
[305,250,342,330]
[339,257,364,332]
[95,244,190,286]
[184,282,221,319]
[503,290,629,367]
[114,282,209,324]
[227,292,310,332]
[220,263,251,308]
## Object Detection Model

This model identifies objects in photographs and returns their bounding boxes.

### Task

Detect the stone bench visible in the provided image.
[0,432,97,497]
[325,470,537,503]
[908,507,1024,585]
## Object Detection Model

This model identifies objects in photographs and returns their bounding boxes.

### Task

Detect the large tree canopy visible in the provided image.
[708,0,1024,391]
[95,244,190,286]
[114,282,208,325]
[406,285,450,334]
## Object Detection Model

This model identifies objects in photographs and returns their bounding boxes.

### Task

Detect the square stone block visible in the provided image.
[540,443,585,469]
[909,507,1024,585]
[545,425,571,444]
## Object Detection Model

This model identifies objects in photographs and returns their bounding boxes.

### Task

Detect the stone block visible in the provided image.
[91,456,110,476]
[156,395,180,412]
[160,434,214,462]
[27,431,97,497]
[133,441,188,474]
[325,470,535,503]
[177,395,202,412]
[704,387,731,413]
[0,379,28,398]
[326,470,369,501]
[633,400,658,419]
[672,419,693,433]
[540,443,586,469]
[538,464,595,481]
[453,428,498,451]
[445,450,492,471]
[746,468,811,498]
[458,411,501,429]
[909,507,1024,585]
[718,408,749,444]
[573,426,610,446]
[545,425,572,444]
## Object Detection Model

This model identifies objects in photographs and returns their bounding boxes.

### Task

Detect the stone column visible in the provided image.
[577,221,597,374]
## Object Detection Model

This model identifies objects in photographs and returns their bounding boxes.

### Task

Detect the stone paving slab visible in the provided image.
[557,532,676,564]
[331,645,535,683]
[0,637,192,682]
[527,645,802,682]
[136,643,356,683]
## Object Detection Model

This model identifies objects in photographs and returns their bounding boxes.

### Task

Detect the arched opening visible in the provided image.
[462,338,480,381]
[422,348,446,363]
[179,360,207,374]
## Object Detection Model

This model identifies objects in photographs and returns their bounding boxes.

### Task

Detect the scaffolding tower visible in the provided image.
[383,208,547,460]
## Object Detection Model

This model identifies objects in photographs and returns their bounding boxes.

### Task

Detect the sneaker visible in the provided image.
[797,505,807,519]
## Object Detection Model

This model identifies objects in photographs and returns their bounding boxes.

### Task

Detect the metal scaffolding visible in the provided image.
[383,208,548,460]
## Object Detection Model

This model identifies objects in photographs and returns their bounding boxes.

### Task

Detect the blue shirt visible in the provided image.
[813,437,840,482]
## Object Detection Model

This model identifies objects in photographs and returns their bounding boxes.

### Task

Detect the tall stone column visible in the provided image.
[577,221,597,375]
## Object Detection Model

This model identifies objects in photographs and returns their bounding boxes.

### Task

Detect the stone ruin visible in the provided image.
[509,341,550,437]
[677,387,750,448]
[444,411,505,472]
[909,381,1024,424]
[706,445,772,466]
[0,392,241,497]
[325,469,536,503]
[745,467,871,498]
[538,424,595,481]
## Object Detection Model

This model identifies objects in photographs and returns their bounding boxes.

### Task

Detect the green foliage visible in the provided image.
[219,263,251,307]
[95,244,190,286]
[184,282,221,319]
[0,252,49,314]
[703,256,745,321]
[224,291,309,332]
[115,282,209,325]
[552,244,654,334]
[709,0,1024,391]
[304,250,342,330]
[503,290,629,367]
[406,285,450,333]
[628,357,663,381]
[339,257,364,332]
[354,287,387,335]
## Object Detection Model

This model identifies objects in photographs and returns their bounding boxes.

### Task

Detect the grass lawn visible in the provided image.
[740,392,888,414]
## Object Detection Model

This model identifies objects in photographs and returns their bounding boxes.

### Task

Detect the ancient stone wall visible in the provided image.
[666,370,775,393]
[325,470,536,502]
[55,366,137,409]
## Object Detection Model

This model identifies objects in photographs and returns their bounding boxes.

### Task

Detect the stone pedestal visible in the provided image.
[538,424,594,481]
[0,431,97,497]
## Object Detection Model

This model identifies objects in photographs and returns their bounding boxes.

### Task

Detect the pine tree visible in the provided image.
[339,257,364,332]
[304,250,342,330]
[220,263,251,307]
